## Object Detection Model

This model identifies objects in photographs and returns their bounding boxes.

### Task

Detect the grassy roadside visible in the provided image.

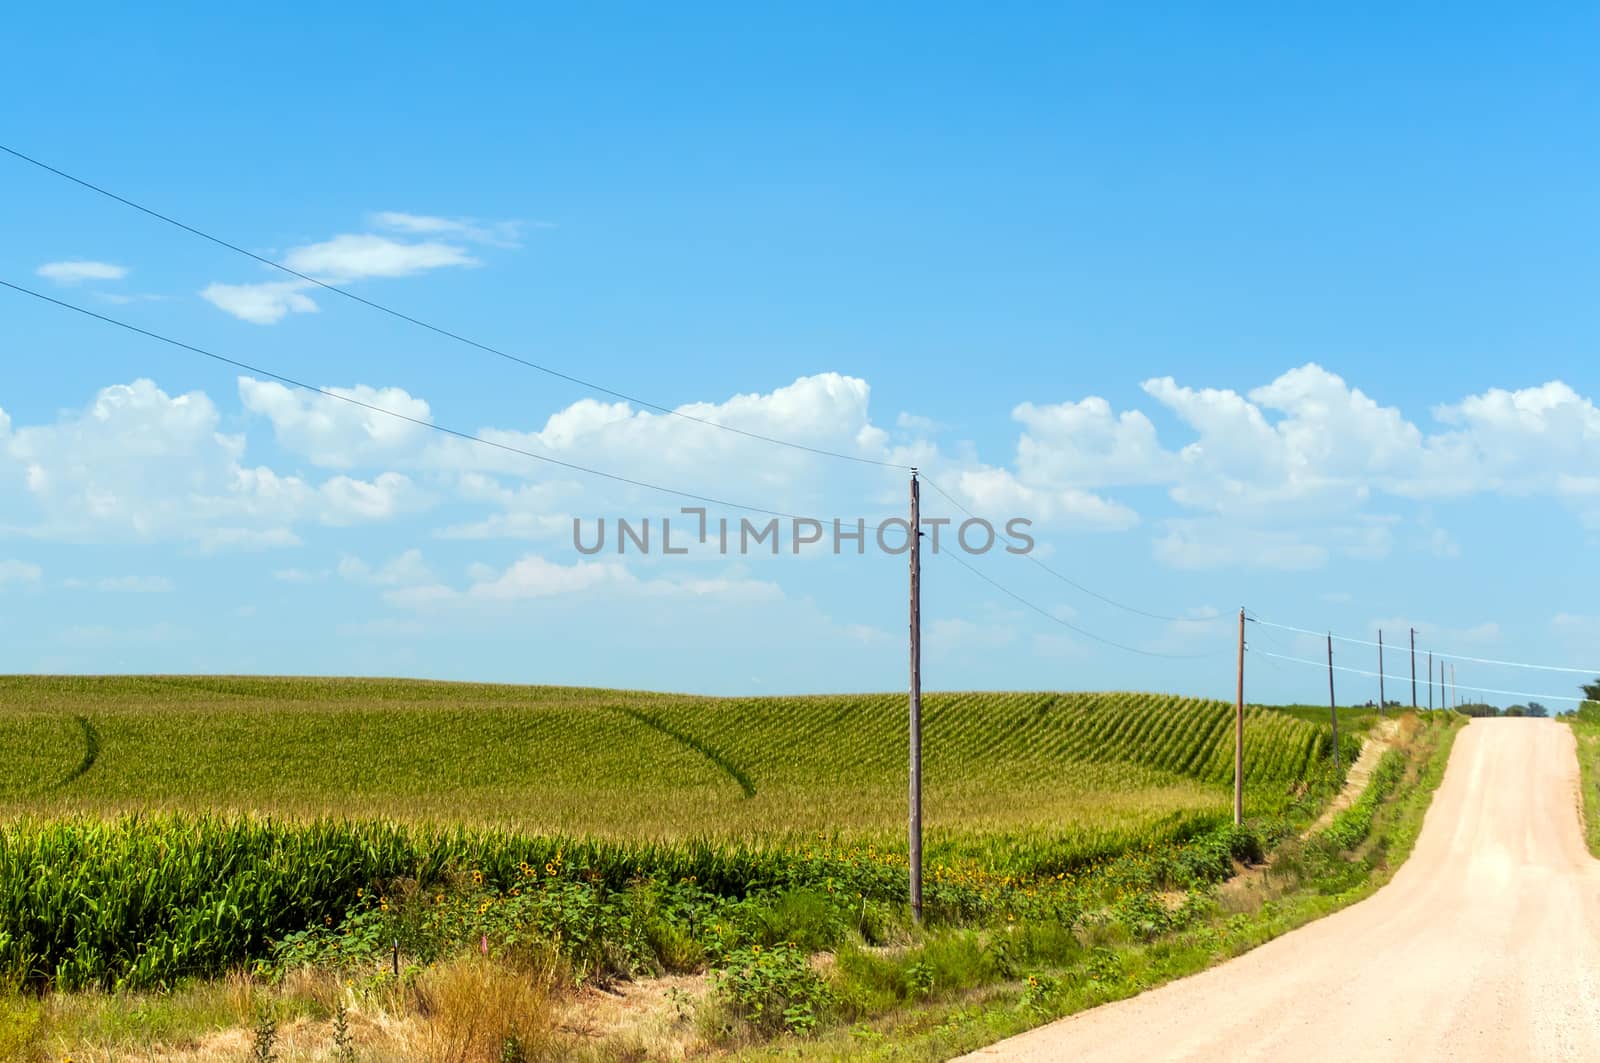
[734,711,1461,1062]
[1564,703,1600,856]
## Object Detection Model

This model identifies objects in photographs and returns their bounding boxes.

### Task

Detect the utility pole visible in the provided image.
[1429,652,1434,711]
[1378,630,1386,714]
[907,470,923,924]
[1328,633,1341,771]
[1410,627,1418,709]
[1234,607,1245,826]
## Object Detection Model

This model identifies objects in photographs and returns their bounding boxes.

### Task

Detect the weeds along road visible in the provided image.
[961,719,1600,1062]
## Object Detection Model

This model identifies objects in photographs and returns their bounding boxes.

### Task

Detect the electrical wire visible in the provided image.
[1252,649,1585,703]
[0,143,910,472]
[1248,614,1600,676]
[12,278,1235,665]
[1,280,831,522]
[919,473,1223,625]
[932,549,1226,660]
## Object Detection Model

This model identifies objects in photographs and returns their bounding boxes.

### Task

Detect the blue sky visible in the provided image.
[3,4,1598,705]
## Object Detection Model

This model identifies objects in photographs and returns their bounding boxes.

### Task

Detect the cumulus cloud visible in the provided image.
[283,233,478,282]
[946,466,1140,532]
[1013,397,1175,488]
[371,211,527,246]
[369,553,784,611]
[200,280,318,325]
[411,373,905,512]
[201,213,496,324]
[468,555,635,600]
[0,379,429,546]
[238,377,432,468]
[37,260,127,285]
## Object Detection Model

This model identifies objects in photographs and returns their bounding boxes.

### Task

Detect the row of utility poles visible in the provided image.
[1229,612,1456,826]
[907,470,1466,908]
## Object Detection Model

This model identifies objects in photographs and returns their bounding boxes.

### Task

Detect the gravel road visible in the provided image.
[959,718,1600,1062]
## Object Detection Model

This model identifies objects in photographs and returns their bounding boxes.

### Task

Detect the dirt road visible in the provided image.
[960,719,1600,1062]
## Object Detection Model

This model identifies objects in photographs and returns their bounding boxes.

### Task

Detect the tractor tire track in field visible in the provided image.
[962,719,1600,1062]
[51,715,100,790]
[610,706,757,798]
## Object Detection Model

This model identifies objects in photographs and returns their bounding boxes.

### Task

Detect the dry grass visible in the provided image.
[3,954,715,1063]
[413,955,558,1062]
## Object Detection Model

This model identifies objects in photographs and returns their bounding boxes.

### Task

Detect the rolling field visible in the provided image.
[0,675,1380,1058]
[0,676,1347,854]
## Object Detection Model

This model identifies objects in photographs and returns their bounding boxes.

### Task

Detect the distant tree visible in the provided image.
[1583,679,1600,701]
[1504,704,1527,717]
[1456,702,1499,718]
[1527,702,1548,718]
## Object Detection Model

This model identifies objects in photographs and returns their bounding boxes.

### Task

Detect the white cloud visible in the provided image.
[369,553,784,611]
[37,260,127,285]
[319,472,428,524]
[1013,397,1175,488]
[468,555,634,600]
[338,549,434,587]
[239,377,432,468]
[435,511,571,541]
[283,234,477,282]
[948,467,1139,532]
[371,212,526,246]
[200,280,318,324]
[201,213,493,325]
[0,378,427,546]
[0,560,43,587]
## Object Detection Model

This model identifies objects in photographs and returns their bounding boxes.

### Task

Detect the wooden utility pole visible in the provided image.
[1378,630,1386,714]
[1234,607,1245,826]
[1328,633,1340,771]
[908,470,923,923]
[1429,652,1434,711]
[1410,627,1418,709]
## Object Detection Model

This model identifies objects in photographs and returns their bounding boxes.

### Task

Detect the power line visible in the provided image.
[1253,649,1585,703]
[1,280,830,523]
[12,278,1228,666]
[920,473,1222,625]
[0,143,910,473]
[1248,614,1600,677]
[934,550,1225,660]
